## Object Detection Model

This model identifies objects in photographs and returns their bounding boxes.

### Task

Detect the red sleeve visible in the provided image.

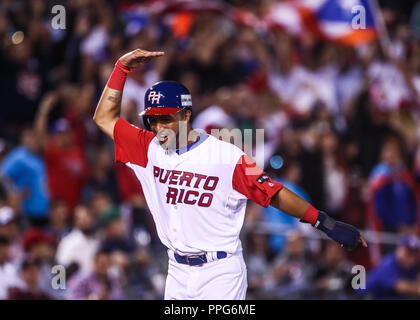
[113,118,155,167]
[232,155,283,208]
[115,162,144,201]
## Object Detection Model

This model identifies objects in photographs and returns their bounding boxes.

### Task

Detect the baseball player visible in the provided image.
[93,49,368,300]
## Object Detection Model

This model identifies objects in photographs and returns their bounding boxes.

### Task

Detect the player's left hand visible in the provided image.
[314,211,368,250]
[340,235,368,251]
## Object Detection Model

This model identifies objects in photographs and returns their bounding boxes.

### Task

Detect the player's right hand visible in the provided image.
[119,49,165,70]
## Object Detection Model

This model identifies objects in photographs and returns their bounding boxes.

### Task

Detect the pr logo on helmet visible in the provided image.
[148,91,163,104]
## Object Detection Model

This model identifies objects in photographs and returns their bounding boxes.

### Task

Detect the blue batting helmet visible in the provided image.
[140,81,192,116]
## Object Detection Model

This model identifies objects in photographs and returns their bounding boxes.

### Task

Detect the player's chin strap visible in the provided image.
[300,206,361,249]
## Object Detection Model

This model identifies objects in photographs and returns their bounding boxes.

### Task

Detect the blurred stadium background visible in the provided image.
[1,0,420,300]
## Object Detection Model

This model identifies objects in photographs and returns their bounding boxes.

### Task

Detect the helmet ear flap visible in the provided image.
[143,115,151,131]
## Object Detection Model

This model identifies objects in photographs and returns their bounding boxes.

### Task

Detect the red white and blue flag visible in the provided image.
[119,0,379,46]
[265,0,378,46]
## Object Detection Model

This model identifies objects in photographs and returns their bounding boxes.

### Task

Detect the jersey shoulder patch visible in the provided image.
[232,154,283,208]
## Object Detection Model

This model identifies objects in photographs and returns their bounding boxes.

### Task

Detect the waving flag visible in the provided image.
[120,0,379,46]
[266,0,378,46]
[314,0,377,45]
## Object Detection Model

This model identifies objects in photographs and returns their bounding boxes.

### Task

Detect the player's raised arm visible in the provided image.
[93,49,165,139]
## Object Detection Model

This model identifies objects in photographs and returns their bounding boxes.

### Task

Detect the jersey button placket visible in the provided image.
[172,204,182,246]
[171,205,179,239]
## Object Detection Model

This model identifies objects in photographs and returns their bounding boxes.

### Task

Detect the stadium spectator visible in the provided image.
[7,257,52,300]
[264,231,315,299]
[0,128,49,226]
[34,93,89,211]
[21,227,64,299]
[56,205,99,276]
[0,206,23,264]
[319,129,347,217]
[83,146,120,204]
[89,190,114,220]
[364,236,420,299]
[123,247,166,299]
[45,200,71,242]
[0,236,20,300]
[245,231,275,299]
[99,206,135,255]
[312,241,354,300]
[367,136,420,236]
[67,248,125,300]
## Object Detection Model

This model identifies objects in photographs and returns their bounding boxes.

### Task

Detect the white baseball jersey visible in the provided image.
[113,118,283,255]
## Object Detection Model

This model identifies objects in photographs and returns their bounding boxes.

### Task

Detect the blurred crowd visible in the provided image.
[1,0,420,299]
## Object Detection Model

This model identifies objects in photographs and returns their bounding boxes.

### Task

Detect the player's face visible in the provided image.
[148,111,190,148]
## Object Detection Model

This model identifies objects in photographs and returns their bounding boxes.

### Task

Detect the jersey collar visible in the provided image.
[175,132,209,155]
